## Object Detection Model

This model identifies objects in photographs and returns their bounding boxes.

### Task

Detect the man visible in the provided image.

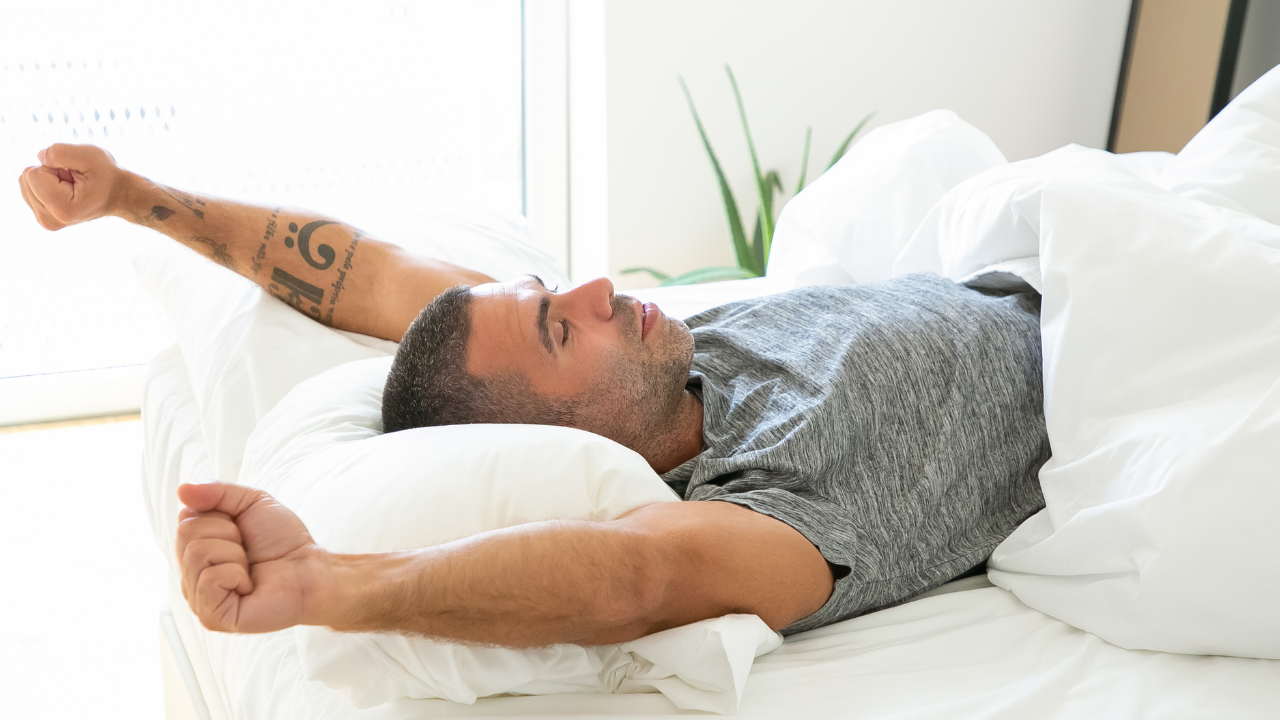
[19,144,1049,648]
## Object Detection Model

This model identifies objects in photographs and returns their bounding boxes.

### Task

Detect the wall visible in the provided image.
[1233,0,1280,98]
[526,0,1133,287]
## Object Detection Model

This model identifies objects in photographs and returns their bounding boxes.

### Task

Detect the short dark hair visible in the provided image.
[381,285,580,433]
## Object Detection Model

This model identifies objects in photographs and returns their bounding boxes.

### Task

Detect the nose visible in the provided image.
[562,277,615,321]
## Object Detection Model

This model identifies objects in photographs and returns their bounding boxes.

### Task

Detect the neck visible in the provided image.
[643,390,704,475]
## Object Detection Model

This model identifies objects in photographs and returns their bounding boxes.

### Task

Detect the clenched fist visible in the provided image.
[17,143,126,230]
[175,482,324,634]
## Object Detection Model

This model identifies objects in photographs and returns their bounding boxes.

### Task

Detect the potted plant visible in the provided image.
[624,65,874,286]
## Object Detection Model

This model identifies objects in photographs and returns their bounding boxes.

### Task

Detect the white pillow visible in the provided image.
[134,209,568,482]
[1162,64,1280,224]
[766,109,1007,290]
[239,357,781,713]
[896,143,1163,290]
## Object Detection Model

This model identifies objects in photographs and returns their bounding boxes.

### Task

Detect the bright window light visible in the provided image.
[0,1,521,382]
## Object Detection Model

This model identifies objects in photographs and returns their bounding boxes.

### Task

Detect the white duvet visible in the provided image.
[774,67,1280,659]
[982,150,1280,657]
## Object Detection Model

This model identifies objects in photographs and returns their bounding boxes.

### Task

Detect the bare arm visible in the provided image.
[176,483,834,646]
[17,144,494,341]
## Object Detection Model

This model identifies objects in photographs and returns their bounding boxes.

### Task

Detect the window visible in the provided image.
[0,1,521,423]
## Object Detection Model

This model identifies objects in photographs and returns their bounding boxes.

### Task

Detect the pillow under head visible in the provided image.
[237,357,780,713]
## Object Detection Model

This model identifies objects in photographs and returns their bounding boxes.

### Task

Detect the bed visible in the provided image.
[141,308,1280,720]
[141,68,1280,719]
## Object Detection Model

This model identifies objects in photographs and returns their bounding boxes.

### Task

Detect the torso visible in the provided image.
[661,274,1050,634]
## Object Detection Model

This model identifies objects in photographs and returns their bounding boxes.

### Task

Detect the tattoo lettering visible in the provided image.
[326,231,362,305]
[323,231,363,326]
[283,220,339,270]
[269,267,324,321]
[190,236,236,271]
[150,205,175,221]
[165,188,207,219]
[329,271,347,306]
[341,230,360,271]
[251,208,280,276]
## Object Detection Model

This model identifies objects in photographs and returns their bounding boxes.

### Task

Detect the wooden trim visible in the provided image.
[1108,0,1143,152]
[0,412,140,435]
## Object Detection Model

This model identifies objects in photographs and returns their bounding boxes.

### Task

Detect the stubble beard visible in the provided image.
[582,295,696,457]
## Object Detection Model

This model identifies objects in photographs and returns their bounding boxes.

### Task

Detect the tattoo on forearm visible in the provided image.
[151,205,175,222]
[251,208,280,276]
[260,220,363,328]
[284,220,339,270]
[164,188,207,219]
[190,236,236,271]
[269,267,325,322]
[323,230,363,325]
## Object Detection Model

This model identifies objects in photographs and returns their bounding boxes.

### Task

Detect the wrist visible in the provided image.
[300,548,346,628]
[303,550,419,632]
[106,169,150,221]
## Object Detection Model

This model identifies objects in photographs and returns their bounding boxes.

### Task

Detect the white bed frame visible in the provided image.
[160,607,212,720]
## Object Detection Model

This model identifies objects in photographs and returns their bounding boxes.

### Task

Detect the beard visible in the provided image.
[576,294,696,455]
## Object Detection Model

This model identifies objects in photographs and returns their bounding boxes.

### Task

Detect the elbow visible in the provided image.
[594,532,669,641]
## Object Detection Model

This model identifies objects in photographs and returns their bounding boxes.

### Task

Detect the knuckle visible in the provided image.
[184,539,217,568]
[193,602,221,631]
[180,543,200,569]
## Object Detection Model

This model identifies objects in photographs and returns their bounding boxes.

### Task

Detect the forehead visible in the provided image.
[465,277,545,377]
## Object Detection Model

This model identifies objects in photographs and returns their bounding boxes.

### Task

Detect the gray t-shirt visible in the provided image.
[661,274,1049,635]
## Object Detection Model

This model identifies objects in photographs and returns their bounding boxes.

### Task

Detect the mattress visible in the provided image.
[141,280,1280,720]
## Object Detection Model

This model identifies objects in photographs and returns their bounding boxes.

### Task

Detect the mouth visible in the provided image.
[640,301,660,341]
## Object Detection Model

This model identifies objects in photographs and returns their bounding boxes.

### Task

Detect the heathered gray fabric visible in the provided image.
[661,273,1049,635]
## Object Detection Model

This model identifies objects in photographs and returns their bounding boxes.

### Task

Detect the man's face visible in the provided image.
[465,275,695,447]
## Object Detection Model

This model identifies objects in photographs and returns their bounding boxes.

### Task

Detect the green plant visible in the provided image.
[623,65,874,286]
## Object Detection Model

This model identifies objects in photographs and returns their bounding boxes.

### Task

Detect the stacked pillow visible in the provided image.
[767,109,1007,289]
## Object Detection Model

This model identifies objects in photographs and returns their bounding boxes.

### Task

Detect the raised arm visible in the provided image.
[175,483,834,646]
[17,144,494,341]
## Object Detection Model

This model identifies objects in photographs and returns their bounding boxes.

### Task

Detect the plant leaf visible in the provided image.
[620,266,672,283]
[725,65,775,269]
[757,169,778,270]
[751,215,764,273]
[679,76,757,275]
[763,170,784,269]
[751,172,782,272]
[796,125,812,194]
[826,111,877,171]
[660,265,760,286]
[765,170,783,196]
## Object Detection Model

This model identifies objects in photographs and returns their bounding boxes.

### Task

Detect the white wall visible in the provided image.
[526,0,1132,287]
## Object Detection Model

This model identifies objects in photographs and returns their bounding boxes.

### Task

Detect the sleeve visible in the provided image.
[689,484,885,635]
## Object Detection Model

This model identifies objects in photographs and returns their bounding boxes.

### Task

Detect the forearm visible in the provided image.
[307,520,664,647]
[174,484,831,642]
[110,172,488,341]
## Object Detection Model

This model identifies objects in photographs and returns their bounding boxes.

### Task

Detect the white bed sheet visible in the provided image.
[142,282,1280,720]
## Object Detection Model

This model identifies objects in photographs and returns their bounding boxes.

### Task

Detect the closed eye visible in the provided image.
[561,320,570,345]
